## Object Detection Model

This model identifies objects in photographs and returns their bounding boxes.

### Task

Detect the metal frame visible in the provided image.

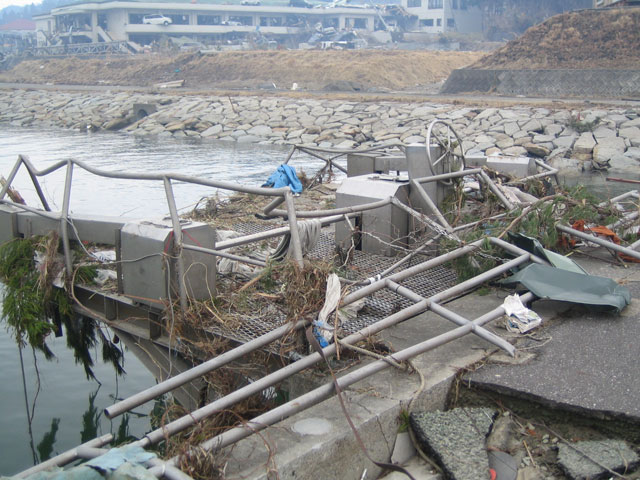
[18,236,549,478]
[410,168,516,235]
[0,154,295,309]
[5,149,638,478]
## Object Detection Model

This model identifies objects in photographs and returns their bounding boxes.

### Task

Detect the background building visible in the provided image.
[33,1,380,48]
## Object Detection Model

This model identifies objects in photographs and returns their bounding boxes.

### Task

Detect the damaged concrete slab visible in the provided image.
[409,407,496,480]
[465,272,640,422]
[557,439,640,480]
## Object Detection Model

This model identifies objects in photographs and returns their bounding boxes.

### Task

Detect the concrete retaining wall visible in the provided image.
[441,69,640,98]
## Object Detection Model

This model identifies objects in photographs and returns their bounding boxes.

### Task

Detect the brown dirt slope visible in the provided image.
[0,50,483,90]
[472,8,640,70]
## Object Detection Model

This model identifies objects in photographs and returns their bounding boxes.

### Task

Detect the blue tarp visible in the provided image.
[16,446,158,480]
[262,164,303,194]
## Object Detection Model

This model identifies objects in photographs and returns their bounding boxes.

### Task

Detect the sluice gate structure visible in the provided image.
[2,121,639,479]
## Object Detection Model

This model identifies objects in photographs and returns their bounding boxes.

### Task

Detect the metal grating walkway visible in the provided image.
[204,222,457,348]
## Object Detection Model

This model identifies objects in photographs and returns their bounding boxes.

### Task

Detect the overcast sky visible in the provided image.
[1,0,43,11]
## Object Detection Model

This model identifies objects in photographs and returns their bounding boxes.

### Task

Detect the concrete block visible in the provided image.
[0,205,18,245]
[410,408,496,480]
[486,156,535,177]
[574,132,596,154]
[335,175,410,256]
[121,220,216,307]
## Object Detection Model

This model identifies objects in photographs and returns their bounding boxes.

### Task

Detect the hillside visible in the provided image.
[0,50,484,91]
[471,8,640,70]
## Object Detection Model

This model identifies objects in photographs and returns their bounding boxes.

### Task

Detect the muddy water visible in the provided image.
[0,127,304,475]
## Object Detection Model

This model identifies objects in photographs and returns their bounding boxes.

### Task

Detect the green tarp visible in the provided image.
[500,263,631,312]
[508,232,587,275]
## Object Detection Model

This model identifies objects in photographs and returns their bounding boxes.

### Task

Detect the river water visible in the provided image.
[0,126,302,475]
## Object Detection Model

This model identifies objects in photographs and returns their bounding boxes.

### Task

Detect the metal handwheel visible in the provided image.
[425,119,466,185]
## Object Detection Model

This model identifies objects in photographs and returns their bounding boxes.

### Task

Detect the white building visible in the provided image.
[33,1,380,47]
[401,0,482,34]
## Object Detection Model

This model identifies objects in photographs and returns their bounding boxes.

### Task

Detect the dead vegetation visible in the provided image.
[472,8,640,70]
[0,50,483,90]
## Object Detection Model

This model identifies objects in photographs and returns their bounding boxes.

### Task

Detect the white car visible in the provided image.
[143,14,172,26]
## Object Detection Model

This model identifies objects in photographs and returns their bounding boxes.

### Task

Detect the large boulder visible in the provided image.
[524,143,551,158]
[573,132,596,154]
[593,136,626,163]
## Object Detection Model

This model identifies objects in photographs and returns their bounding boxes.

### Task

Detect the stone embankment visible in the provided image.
[2,89,640,173]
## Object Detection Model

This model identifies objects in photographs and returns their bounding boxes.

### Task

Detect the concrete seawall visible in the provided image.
[441,69,640,98]
[1,88,639,174]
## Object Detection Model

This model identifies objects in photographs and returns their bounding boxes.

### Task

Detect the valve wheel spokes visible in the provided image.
[426,120,466,185]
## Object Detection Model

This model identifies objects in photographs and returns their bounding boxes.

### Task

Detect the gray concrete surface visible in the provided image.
[409,408,496,480]
[467,255,640,422]
[557,439,639,479]
[214,252,638,480]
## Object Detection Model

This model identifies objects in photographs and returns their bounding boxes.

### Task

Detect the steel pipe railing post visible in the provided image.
[105,319,309,419]
[284,191,304,265]
[283,145,296,164]
[269,197,393,219]
[163,177,188,313]
[60,160,74,275]
[22,155,52,211]
[135,300,430,447]
[385,279,515,355]
[556,224,640,261]
[185,294,535,457]
[182,244,267,268]
[408,179,454,233]
[479,170,515,211]
[263,195,286,216]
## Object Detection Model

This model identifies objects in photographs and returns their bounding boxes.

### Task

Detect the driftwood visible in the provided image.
[0,175,26,205]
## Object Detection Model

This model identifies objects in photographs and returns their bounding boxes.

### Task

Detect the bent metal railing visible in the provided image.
[0,154,301,313]
[15,237,550,479]
[4,150,639,478]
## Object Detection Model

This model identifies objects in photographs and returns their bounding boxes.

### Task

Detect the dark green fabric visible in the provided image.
[508,232,586,275]
[500,263,631,312]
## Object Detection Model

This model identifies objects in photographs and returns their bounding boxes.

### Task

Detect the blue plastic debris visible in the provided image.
[86,445,156,472]
[262,164,303,194]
